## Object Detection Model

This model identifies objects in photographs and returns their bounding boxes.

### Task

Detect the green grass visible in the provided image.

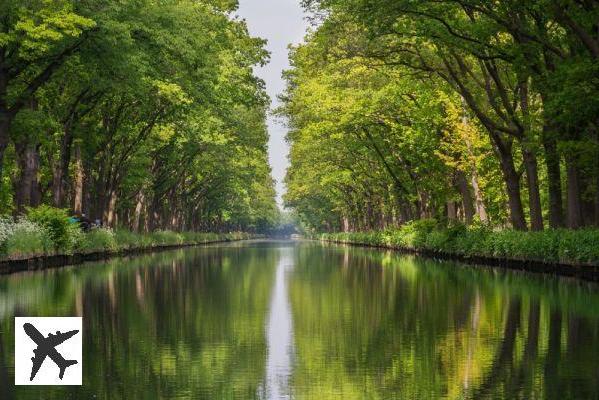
[72,229,255,254]
[0,215,259,260]
[1,220,53,259]
[77,228,119,252]
[315,220,599,266]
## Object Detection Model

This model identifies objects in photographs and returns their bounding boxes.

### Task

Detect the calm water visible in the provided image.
[1,240,599,399]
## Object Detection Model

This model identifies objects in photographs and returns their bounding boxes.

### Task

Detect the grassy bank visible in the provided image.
[0,206,257,261]
[313,219,599,266]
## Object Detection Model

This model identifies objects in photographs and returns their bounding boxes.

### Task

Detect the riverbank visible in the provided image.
[311,221,599,280]
[0,231,260,274]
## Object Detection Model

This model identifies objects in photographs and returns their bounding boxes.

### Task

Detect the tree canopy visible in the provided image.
[0,0,278,232]
[282,0,599,232]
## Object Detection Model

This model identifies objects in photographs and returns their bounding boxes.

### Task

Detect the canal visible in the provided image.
[1,240,598,399]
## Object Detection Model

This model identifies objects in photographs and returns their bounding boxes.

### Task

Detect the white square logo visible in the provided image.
[14,317,82,385]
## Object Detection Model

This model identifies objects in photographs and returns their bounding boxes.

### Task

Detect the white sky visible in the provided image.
[236,0,308,207]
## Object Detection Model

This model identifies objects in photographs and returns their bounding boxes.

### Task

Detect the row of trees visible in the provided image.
[282,0,599,232]
[0,0,278,232]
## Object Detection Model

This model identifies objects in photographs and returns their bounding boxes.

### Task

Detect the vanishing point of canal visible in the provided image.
[1,240,598,399]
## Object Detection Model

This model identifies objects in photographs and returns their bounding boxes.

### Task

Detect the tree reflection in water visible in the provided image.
[0,241,598,399]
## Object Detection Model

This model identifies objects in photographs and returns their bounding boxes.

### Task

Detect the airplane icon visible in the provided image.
[23,323,79,381]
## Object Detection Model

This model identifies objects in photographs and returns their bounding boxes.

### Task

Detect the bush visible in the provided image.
[317,223,599,266]
[77,228,118,252]
[558,229,599,264]
[26,205,72,250]
[0,224,256,260]
[150,230,184,245]
[0,217,52,259]
[114,229,152,249]
[65,222,85,253]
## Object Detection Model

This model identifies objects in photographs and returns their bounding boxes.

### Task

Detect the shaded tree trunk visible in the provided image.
[105,189,118,227]
[447,200,457,221]
[0,111,10,181]
[14,141,42,213]
[596,157,599,226]
[0,60,13,180]
[495,139,527,230]
[542,130,564,227]
[52,122,75,207]
[522,148,544,230]
[565,155,583,229]
[594,125,599,226]
[518,80,543,230]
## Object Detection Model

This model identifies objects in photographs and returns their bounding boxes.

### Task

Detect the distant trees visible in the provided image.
[282,0,599,232]
[0,0,278,232]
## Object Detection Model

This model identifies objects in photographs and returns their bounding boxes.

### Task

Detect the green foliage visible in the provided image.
[0,0,278,233]
[26,205,71,250]
[114,229,153,250]
[318,225,599,265]
[0,218,259,259]
[77,228,118,253]
[284,0,599,233]
[0,218,52,259]
[149,230,185,246]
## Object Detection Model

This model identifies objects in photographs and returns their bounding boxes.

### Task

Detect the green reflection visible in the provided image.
[1,241,598,400]
[0,242,278,399]
[289,243,599,400]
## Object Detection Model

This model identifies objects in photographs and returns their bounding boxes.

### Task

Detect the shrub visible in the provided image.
[26,205,72,250]
[0,217,17,246]
[0,218,52,258]
[558,229,599,264]
[424,230,450,251]
[115,229,152,249]
[65,222,85,253]
[0,220,257,260]
[77,228,117,252]
[318,223,599,266]
[150,230,184,246]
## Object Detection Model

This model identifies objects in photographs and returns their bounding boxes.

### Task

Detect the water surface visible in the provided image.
[1,240,598,399]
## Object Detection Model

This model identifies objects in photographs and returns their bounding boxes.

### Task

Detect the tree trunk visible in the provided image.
[0,111,10,181]
[149,194,162,231]
[496,139,527,230]
[522,148,544,230]
[461,107,488,224]
[105,189,118,227]
[52,122,74,207]
[565,155,583,229]
[455,170,475,224]
[595,156,599,227]
[0,61,12,180]
[14,141,42,213]
[72,143,84,214]
[342,216,350,232]
[470,171,488,223]
[542,130,564,228]
[593,125,599,227]
[133,190,146,232]
[447,201,457,221]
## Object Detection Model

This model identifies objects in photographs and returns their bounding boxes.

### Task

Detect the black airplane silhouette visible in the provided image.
[23,322,79,381]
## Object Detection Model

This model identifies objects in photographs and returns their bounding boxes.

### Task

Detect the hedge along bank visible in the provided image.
[313,219,599,269]
[0,205,258,262]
